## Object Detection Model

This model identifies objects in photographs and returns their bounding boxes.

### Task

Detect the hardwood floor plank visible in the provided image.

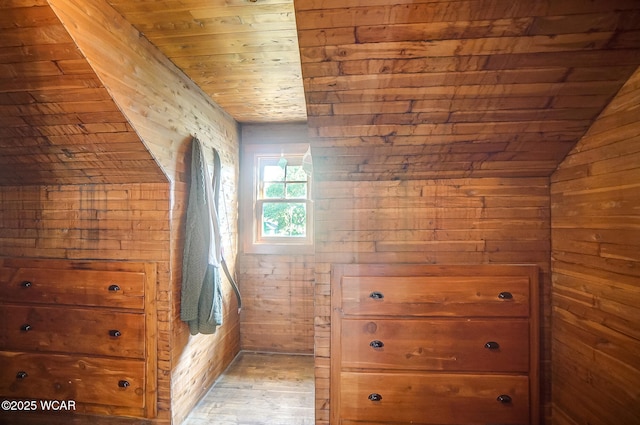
[183,352,315,425]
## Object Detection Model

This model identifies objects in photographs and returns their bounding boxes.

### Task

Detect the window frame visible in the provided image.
[241,143,313,255]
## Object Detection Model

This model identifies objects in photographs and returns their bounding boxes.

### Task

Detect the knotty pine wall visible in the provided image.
[311,177,552,424]
[550,66,640,424]
[4,1,242,424]
[239,124,315,354]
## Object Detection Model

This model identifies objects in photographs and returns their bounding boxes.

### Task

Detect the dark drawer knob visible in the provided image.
[20,324,32,332]
[108,284,120,292]
[118,380,130,388]
[485,341,500,350]
[16,371,28,379]
[498,291,513,300]
[109,330,122,338]
[497,394,512,404]
[369,291,384,300]
[21,281,32,288]
[369,340,384,349]
[368,393,382,402]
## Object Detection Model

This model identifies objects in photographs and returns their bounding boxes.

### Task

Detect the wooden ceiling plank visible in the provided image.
[108,0,292,14]
[29,87,112,103]
[0,91,35,105]
[336,50,640,77]
[484,48,640,70]
[188,3,294,19]
[56,58,96,74]
[448,108,602,123]
[304,80,624,104]
[356,17,535,44]
[529,12,622,35]
[295,0,549,30]
[0,24,74,48]
[0,5,60,28]
[309,119,592,138]
[133,14,297,38]
[297,27,356,48]
[337,56,489,77]
[0,43,83,63]
[43,132,146,145]
[0,1,49,8]
[304,68,571,93]
[300,32,616,64]
[0,74,102,93]
[547,0,640,15]
[0,60,61,78]
[308,132,583,150]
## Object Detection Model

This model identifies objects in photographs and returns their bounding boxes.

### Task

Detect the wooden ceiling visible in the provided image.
[1,0,640,186]
[107,0,307,123]
[0,1,166,186]
[293,0,640,180]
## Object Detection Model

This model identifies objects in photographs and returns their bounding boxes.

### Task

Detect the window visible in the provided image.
[241,143,313,254]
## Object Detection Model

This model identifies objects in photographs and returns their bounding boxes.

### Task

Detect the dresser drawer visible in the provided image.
[341,275,530,317]
[0,305,145,359]
[0,351,145,409]
[0,267,145,309]
[341,318,529,372]
[339,371,529,424]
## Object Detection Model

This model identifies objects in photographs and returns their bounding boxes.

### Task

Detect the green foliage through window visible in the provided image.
[259,161,309,238]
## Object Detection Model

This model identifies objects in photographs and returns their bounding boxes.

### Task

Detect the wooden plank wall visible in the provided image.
[239,123,315,354]
[311,177,552,424]
[550,66,640,425]
[0,184,170,261]
[238,253,315,353]
[6,1,242,424]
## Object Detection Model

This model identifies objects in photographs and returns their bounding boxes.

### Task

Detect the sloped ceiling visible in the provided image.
[0,2,166,186]
[2,0,640,186]
[293,0,640,180]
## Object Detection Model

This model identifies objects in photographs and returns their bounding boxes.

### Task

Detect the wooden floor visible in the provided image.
[182,351,315,425]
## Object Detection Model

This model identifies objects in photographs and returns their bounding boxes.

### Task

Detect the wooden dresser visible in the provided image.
[0,258,157,421]
[331,264,539,425]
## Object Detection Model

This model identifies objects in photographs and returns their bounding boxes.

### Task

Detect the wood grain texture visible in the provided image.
[106,0,307,123]
[0,3,166,186]
[0,258,157,420]
[550,65,640,425]
[312,177,552,424]
[295,0,640,181]
[238,253,315,354]
[331,264,539,425]
[182,351,315,425]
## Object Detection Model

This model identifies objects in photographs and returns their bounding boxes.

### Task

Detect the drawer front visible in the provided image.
[0,268,145,309]
[0,351,145,409]
[341,318,529,372]
[339,372,529,424]
[341,275,530,317]
[0,305,145,359]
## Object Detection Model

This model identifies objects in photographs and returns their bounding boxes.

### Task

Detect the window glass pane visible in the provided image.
[264,182,284,199]
[286,183,307,199]
[263,165,284,182]
[262,202,307,237]
[286,165,307,181]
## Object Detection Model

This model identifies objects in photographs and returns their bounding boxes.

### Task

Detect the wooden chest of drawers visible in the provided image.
[0,258,157,420]
[331,264,539,425]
